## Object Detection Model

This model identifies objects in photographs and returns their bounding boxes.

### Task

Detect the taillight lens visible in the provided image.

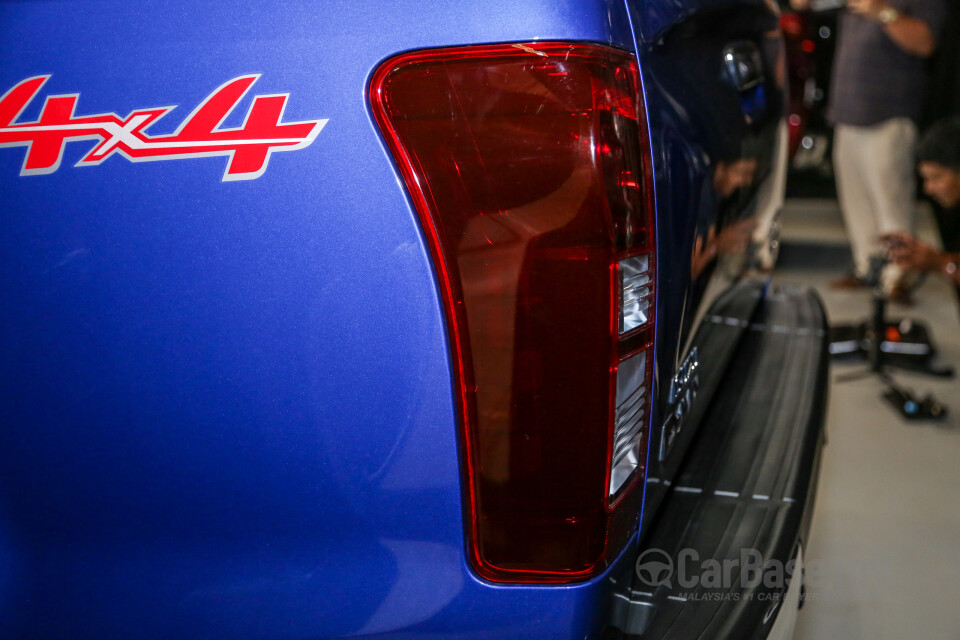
[370,42,656,582]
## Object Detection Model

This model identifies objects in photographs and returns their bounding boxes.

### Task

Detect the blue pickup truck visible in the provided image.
[0,1,828,638]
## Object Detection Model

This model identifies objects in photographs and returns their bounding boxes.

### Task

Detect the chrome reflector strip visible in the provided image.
[610,350,648,497]
[620,255,653,334]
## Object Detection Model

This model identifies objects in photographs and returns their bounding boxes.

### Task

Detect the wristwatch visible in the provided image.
[944,260,958,278]
[878,6,900,24]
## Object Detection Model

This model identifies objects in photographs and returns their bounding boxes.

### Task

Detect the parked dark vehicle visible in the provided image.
[0,0,828,638]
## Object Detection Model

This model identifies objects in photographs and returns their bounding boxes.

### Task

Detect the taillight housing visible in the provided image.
[370,42,656,583]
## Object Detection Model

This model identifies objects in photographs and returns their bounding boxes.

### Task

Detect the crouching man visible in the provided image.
[882,118,960,287]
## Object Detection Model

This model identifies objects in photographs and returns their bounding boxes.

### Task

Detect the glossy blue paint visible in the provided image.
[0,0,783,636]
[0,1,644,638]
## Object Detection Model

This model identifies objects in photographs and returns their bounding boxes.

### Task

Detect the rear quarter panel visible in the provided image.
[0,0,786,637]
[0,2,637,638]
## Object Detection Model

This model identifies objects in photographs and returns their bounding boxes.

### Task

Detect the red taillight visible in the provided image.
[779,13,806,38]
[370,42,656,582]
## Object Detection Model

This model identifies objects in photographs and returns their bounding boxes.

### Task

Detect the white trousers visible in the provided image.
[833,118,917,288]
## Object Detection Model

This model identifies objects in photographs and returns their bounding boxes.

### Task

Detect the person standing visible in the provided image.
[792,0,945,298]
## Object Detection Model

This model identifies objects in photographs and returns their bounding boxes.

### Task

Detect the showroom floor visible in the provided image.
[774,199,960,639]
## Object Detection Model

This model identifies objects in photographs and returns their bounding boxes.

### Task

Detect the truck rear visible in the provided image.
[0,1,828,638]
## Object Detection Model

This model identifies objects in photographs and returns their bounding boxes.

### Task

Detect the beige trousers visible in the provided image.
[833,118,917,289]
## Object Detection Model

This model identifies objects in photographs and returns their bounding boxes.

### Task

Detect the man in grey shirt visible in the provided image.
[793,0,945,297]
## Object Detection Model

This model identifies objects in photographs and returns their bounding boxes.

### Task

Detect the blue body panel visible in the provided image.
[0,0,784,637]
[0,1,636,638]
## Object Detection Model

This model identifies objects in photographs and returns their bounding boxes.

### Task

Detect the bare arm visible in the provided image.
[848,0,937,57]
[934,252,960,285]
[938,252,960,285]
[884,13,938,57]
[881,232,960,284]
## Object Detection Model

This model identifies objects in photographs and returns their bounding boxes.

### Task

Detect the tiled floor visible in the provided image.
[775,200,960,639]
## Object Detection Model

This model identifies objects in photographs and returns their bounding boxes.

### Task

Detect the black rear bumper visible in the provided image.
[608,284,829,639]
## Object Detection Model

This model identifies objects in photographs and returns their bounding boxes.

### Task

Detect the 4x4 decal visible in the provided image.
[0,75,327,181]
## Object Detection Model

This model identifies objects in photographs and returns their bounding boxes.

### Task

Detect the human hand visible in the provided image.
[715,218,757,255]
[880,231,943,271]
[847,0,888,19]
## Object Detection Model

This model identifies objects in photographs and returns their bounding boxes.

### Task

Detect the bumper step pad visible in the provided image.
[616,285,829,639]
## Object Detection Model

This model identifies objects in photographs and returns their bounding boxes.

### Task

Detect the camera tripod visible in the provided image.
[829,256,952,420]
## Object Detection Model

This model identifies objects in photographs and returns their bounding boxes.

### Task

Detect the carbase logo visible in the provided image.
[636,547,800,591]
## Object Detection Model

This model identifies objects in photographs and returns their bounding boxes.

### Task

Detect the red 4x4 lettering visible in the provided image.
[0,75,327,181]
